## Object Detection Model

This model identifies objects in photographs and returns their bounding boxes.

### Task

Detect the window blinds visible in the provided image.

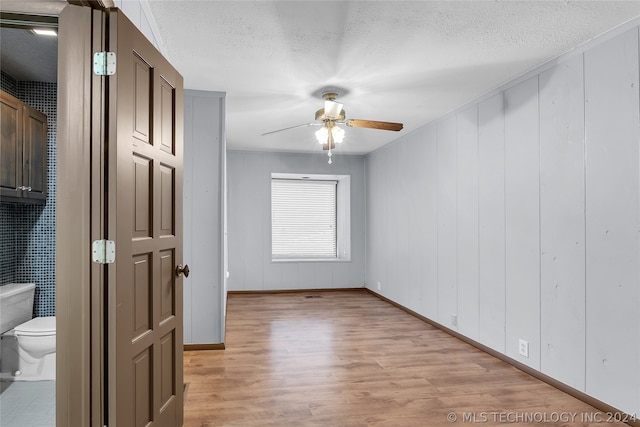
[271,179,337,258]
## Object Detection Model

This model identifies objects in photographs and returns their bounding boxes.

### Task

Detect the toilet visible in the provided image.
[0,283,56,381]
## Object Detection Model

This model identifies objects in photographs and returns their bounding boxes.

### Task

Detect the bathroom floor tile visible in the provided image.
[0,380,55,427]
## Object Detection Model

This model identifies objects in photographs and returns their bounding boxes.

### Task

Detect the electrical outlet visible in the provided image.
[376,281,381,291]
[519,339,529,358]
[451,314,457,327]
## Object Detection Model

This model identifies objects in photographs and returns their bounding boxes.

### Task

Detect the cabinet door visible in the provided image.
[22,106,48,202]
[0,90,23,199]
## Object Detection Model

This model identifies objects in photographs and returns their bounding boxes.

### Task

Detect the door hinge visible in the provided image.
[93,52,116,76]
[92,239,116,264]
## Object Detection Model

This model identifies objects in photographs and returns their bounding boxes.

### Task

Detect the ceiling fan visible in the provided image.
[262,92,403,163]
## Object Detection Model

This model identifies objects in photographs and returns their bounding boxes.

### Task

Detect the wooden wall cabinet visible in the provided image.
[1,90,48,204]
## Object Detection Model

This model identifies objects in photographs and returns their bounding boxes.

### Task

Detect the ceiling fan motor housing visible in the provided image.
[315,108,345,122]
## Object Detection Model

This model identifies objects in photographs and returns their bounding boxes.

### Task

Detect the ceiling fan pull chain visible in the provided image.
[328,149,332,165]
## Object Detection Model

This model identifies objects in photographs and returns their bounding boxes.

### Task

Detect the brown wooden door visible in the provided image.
[106,9,184,427]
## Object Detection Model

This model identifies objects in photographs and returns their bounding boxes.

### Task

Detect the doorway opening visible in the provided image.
[0,12,58,427]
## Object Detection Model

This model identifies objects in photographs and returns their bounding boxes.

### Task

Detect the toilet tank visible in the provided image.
[0,283,35,334]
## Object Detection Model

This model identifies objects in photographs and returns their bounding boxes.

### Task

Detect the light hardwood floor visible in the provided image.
[183,291,629,427]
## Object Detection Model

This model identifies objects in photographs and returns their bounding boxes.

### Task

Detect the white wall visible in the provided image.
[365,22,640,416]
[183,90,226,344]
[227,150,366,291]
[113,0,169,58]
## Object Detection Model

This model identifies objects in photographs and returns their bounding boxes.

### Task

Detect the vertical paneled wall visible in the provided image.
[419,128,439,318]
[226,151,366,291]
[539,55,586,391]
[183,90,226,344]
[477,93,506,353]
[437,117,457,327]
[583,28,640,414]
[456,105,479,341]
[504,77,540,368]
[365,24,640,416]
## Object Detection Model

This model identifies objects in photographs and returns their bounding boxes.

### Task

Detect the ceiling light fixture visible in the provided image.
[315,122,345,164]
[313,93,348,164]
[31,29,57,37]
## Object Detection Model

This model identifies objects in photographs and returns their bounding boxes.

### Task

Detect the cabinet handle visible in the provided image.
[18,186,32,192]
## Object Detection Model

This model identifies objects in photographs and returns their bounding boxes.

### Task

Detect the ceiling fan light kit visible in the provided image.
[263,91,404,164]
[315,124,345,146]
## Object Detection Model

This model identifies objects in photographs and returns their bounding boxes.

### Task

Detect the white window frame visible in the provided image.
[271,172,351,262]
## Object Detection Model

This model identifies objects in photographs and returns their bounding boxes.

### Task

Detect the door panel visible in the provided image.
[133,55,151,144]
[159,331,176,405]
[133,253,152,339]
[160,250,175,320]
[159,164,175,236]
[108,9,184,427]
[133,154,153,239]
[159,79,175,154]
[133,349,153,426]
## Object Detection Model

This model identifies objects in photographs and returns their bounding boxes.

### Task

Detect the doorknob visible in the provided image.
[175,264,190,278]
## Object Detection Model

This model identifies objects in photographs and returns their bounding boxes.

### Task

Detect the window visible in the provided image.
[271,173,350,261]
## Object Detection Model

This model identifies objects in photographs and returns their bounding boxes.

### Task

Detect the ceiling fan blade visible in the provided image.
[261,122,321,136]
[345,119,403,131]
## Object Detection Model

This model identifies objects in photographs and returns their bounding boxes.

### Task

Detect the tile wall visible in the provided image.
[0,71,57,317]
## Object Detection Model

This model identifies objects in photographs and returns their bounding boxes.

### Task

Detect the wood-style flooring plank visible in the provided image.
[183,291,628,426]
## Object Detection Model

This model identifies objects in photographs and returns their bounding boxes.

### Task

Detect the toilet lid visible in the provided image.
[14,316,56,334]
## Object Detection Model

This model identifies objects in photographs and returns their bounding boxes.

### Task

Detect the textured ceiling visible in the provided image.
[0,27,58,83]
[0,0,62,83]
[146,0,640,155]
[1,1,639,155]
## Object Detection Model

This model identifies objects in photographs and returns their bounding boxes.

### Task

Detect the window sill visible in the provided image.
[272,258,351,263]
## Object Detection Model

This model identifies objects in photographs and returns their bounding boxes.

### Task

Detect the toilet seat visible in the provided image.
[14,316,56,336]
